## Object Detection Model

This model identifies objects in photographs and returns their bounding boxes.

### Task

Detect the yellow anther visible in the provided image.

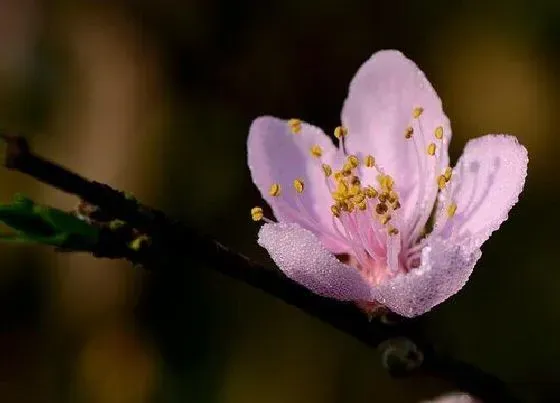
[331,191,346,202]
[375,202,389,215]
[437,175,447,190]
[109,219,126,231]
[269,183,281,197]
[444,166,453,181]
[342,163,353,176]
[427,143,436,156]
[364,155,376,167]
[349,176,361,186]
[250,206,264,221]
[331,204,341,218]
[392,200,401,210]
[388,226,399,236]
[364,186,378,199]
[288,118,302,134]
[353,193,366,204]
[349,184,361,196]
[334,171,344,181]
[336,181,348,194]
[342,200,354,212]
[357,201,367,211]
[378,174,394,192]
[347,155,360,168]
[405,126,414,139]
[322,163,332,177]
[413,107,424,118]
[378,192,389,203]
[388,191,399,204]
[334,126,348,139]
[447,202,457,218]
[293,179,305,193]
[379,214,391,225]
[434,126,444,140]
[310,144,323,158]
[129,234,151,251]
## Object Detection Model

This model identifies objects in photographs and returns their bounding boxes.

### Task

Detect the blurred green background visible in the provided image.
[0,1,558,402]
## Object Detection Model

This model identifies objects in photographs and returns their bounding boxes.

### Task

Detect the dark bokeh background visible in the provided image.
[0,1,558,402]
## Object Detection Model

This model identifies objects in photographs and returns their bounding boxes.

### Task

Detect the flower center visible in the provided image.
[251,108,460,283]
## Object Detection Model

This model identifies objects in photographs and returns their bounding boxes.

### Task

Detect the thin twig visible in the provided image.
[0,134,521,402]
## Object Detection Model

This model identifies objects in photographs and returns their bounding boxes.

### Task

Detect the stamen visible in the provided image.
[364,186,378,199]
[364,155,375,167]
[413,107,424,118]
[427,143,436,156]
[334,126,348,139]
[310,144,323,158]
[437,175,447,190]
[331,204,341,218]
[405,126,414,139]
[379,214,391,225]
[347,155,360,168]
[293,179,305,193]
[321,163,333,177]
[269,183,281,197]
[375,203,389,215]
[434,126,444,140]
[251,206,264,221]
[288,118,302,134]
[388,226,399,236]
[447,202,457,218]
[444,166,453,181]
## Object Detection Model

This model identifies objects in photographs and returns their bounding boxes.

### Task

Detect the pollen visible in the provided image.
[364,186,378,199]
[330,204,341,218]
[251,206,264,221]
[269,183,281,197]
[427,143,436,156]
[437,175,447,190]
[364,155,375,167]
[347,155,360,168]
[379,214,391,225]
[413,107,424,118]
[310,144,323,157]
[434,126,444,140]
[447,202,457,218]
[405,126,414,139]
[321,163,332,177]
[288,118,302,134]
[334,126,348,139]
[444,166,453,181]
[375,202,389,215]
[378,192,389,203]
[293,179,305,193]
[388,226,399,236]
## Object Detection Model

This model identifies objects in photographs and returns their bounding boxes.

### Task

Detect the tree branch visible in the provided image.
[0,134,521,402]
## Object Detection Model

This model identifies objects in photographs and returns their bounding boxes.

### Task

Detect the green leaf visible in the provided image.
[0,193,100,250]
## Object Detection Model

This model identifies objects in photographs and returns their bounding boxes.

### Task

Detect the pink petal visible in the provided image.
[375,237,482,317]
[435,135,528,248]
[258,222,373,301]
[248,116,348,253]
[341,50,451,227]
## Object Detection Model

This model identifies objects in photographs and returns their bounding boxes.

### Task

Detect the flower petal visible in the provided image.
[258,222,373,300]
[434,135,528,248]
[248,116,348,253]
[341,50,451,228]
[376,237,481,317]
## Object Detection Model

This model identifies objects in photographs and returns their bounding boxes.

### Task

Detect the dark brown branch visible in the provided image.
[1,134,521,403]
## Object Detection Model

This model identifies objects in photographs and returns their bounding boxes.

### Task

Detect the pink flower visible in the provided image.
[247,50,528,317]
